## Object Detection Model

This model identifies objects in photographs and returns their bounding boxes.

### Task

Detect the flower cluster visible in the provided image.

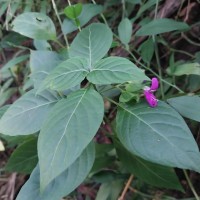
[143,77,159,108]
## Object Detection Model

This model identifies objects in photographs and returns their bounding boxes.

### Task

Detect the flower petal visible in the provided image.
[144,91,158,107]
[150,77,159,91]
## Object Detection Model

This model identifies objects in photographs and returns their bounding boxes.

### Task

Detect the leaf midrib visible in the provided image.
[119,104,199,168]
[1,99,58,123]
[49,89,88,168]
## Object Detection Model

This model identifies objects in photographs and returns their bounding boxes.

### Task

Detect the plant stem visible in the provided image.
[51,0,69,48]
[152,35,165,99]
[67,0,71,6]
[118,175,134,200]
[152,0,165,99]
[121,0,126,19]
[183,170,200,200]
[91,0,109,26]
[125,49,184,93]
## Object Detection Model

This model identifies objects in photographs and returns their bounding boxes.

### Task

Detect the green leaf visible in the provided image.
[136,18,189,36]
[12,12,56,40]
[118,18,132,45]
[64,3,83,19]
[62,4,103,34]
[5,138,38,174]
[91,144,115,174]
[69,23,113,67]
[87,57,149,84]
[167,95,200,122]
[0,105,9,119]
[38,88,104,190]
[167,63,200,76]
[33,40,51,50]
[0,55,29,74]
[116,101,200,172]
[115,140,183,191]
[133,0,156,22]
[30,50,63,89]
[16,142,95,200]
[40,57,89,91]
[119,91,140,103]
[139,38,154,63]
[0,88,18,107]
[96,181,123,200]
[0,90,60,135]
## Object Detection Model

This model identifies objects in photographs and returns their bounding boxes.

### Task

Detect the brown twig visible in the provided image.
[118,175,134,200]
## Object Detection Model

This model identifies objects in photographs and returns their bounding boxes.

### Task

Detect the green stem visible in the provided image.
[91,0,109,26]
[67,0,71,6]
[183,170,200,200]
[121,0,126,19]
[152,35,165,99]
[170,48,195,59]
[152,0,165,99]
[55,39,65,48]
[51,0,69,48]
[182,33,200,47]
[126,49,184,93]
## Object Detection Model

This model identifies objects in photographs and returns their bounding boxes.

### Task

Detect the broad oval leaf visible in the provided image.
[16,142,95,200]
[62,4,103,34]
[118,18,132,45]
[115,140,183,191]
[38,87,104,190]
[40,57,89,91]
[0,90,60,135]
[116,101,200,172]
[87,57,149,84]
[69,23,113,68]
[136,18,189,36]
[168,95,200,122]
[12,12,56,40]
[5,138,38,174]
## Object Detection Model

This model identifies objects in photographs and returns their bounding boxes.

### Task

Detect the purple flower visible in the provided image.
[143,77,159,108]
[150,77,159,91]
[144,90,158,107]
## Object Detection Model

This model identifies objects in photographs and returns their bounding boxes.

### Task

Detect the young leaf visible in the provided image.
[64,3,83,19]
[115,140,183,191]
[62,4,103,34]
[38,88,104,190]
[167,63,200,76]
[12,12,56,40]
[96,181,123,200]
[0,90,60,135]
[136,18,189,36]
[30,50,63,89]
[139,38,154,63]
[5,138,38,174]
[167,95,200,122]
[40,57,89,91]
[118,18,132,45]
[16,142,95,200]
[87,57,149,84]
[69,23,113,68]
[116,101,200,172]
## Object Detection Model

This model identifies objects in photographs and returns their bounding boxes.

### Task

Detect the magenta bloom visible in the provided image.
[150,77,159,91]
[144,90,158,107]
[143,77,159,108]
